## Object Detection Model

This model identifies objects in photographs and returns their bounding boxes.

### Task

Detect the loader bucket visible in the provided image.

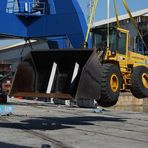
[10,49,102,100]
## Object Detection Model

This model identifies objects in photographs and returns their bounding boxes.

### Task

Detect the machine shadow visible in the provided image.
[0,115,126,131]
[0,142,31,148]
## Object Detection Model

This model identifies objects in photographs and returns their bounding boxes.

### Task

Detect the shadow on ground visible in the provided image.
[0,142,31,148]
[0,115,126,131]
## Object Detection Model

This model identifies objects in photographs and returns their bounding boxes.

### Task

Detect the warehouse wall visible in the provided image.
[0,40,49,70]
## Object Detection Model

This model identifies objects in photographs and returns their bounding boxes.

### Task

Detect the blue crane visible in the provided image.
[0,0,88,48]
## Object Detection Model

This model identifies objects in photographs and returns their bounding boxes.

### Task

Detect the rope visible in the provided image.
[114,0,120,28]
[122,0,148,52]
[84,0,99,48]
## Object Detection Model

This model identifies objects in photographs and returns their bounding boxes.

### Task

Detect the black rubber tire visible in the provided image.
[97,63,121,107]
[131,66,148,98]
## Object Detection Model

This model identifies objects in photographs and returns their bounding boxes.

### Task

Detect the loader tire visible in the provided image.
[131,66,148,98]
[97,63,121,107]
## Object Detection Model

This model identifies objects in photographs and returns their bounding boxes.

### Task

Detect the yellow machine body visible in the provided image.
[102,27,148,91]
[9,0,148,107]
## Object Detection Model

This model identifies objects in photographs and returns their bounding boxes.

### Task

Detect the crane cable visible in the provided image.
[122,0,148,51]
[107,0,110,48]
[84,0,98,48]
[114,0,120,28]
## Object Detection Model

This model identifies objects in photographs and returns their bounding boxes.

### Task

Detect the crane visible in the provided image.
[0,0,88,48]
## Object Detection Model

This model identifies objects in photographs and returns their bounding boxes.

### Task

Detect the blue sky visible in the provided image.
[78,0,148,21]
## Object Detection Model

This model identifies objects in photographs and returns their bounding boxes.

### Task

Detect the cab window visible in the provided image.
[117,32,126,54]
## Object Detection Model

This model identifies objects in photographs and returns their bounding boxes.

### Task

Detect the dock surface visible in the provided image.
[0,99,148,148]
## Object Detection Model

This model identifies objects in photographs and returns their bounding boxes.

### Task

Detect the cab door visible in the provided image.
[116,28,129,68]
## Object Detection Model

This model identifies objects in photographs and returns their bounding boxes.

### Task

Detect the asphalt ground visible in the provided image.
[0,99,148,148]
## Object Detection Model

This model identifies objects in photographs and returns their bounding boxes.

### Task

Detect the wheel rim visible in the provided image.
[142,73,148,89]
[110,74,119,92]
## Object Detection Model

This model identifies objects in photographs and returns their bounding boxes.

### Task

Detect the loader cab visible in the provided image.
[92,27,117,52]
[92,27,129,56]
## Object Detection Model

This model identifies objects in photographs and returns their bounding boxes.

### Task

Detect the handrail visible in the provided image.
[6,1,47,15]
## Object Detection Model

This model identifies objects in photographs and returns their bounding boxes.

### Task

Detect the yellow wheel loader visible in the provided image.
[9,26,148,107]
[92,27,148,107]
[9,0,148,107]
